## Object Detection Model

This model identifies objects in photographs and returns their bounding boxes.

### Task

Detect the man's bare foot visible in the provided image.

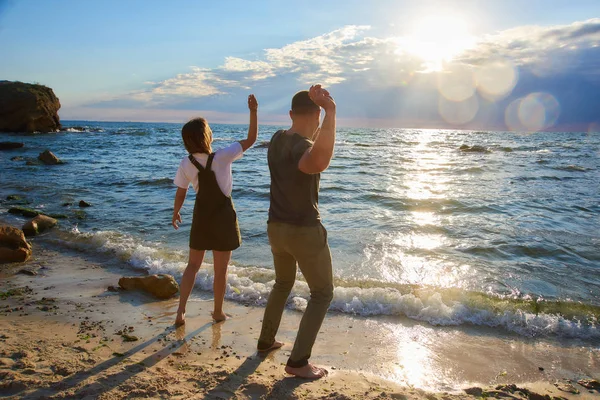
[211,311,230,322]
[285,363,328,379]
[175,311,185,326]
[257,340,284,353]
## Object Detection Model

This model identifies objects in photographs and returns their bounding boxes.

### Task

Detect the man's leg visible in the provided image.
[258,223,297,351]
[286,224,333,378]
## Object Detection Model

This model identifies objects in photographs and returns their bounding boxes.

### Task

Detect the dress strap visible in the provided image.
[188,154,205,171]
[206,153,216,171]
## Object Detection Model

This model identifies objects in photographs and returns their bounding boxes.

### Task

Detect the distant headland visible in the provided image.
[0,80,61,133]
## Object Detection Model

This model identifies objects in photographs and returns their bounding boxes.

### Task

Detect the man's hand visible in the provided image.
[248,94,258,112]
[172,212,182,230]
[308,85,335,112]
[298,85,337,174]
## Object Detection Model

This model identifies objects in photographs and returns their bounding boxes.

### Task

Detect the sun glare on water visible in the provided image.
[398,14,475,71]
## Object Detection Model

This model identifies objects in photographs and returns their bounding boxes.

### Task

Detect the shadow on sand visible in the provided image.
[20,321,214,399]
[202,348,315,400]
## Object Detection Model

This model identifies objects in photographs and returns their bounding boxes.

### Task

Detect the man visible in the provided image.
[257,84,336,379]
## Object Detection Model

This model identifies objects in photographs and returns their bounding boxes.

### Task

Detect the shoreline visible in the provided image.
[1,232,598,398]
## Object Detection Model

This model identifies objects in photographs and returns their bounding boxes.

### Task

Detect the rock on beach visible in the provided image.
[118,274,179,299]
[22,215,58,237]
[0,225,32,264]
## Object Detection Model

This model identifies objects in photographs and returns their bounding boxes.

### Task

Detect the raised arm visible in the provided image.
[239,94,258,151]
[299,85,336,174]
[172,187,187,229]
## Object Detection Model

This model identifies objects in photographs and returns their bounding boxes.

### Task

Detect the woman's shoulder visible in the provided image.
[183,153,208,168]
[215,142,242,153]
[214,142,243,163]
[215,142,244,157]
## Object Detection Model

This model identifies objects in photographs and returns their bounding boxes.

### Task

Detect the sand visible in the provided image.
[1,235,599,399]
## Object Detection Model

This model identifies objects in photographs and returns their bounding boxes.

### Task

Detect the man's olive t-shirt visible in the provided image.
[268,130,320,226]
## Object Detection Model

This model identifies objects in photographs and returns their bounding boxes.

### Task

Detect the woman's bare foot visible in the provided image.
[285,363,328,379]
[175,311,185,326]
[257,340,284,353]
[211,311,230,322]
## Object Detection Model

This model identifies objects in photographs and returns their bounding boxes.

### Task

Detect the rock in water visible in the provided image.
[22,215,58,237]
[464,387,484,397]
[38,150,62,165]
[7,206,40,217]
[118,274,179,299]
[0,142,24,150]
[459,144,491,153]
[19,268,37,276]
[578,379,600,390]
[0,81,61,133]
[0,225,32,264]
[78,200,91,207]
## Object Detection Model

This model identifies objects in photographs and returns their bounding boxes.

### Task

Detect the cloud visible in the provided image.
[82,19,600,130]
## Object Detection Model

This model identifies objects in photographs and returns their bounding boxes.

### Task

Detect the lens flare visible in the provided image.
[518,93,561,131]
[437,65,476,102]
[475,59,518,100]
[504,92,561,132]
[438,94,479,125]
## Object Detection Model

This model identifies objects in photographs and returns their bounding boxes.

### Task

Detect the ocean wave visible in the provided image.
[43,228,600,340]
[514,176,562,181]
[112,129,149,136]
[134,177,173,187]
[255,141,270,149]
[553,165,588,172]
[232,187,269,199]
[359,195,470,213]
[62,126,104,133]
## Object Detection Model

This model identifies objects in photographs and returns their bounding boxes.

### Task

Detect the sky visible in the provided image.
[1,0,600,130]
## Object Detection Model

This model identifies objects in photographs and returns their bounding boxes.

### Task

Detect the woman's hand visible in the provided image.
[248,94,258,112]
[240,94,259,151]
[172,212,182,230]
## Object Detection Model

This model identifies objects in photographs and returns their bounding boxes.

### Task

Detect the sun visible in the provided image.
[398,14,474,71]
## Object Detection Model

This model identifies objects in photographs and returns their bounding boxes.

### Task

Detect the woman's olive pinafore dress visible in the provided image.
[188,153,241,251]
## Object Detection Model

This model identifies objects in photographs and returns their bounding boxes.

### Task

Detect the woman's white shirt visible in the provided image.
[173,142,243,196]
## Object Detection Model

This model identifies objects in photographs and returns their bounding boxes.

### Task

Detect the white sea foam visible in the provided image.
[49,229,600,341]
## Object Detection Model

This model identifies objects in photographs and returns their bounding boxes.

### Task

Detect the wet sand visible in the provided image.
[1,235,599,399]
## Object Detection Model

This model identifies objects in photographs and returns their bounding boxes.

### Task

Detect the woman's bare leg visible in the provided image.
[175,248,205,326]
[212,250,231,322]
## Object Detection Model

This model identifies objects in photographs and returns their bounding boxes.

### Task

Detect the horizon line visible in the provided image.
[59,119,595,134]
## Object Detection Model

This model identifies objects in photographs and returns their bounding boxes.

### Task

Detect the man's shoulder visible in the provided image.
[270,129,285,141]
[271,130,311,145]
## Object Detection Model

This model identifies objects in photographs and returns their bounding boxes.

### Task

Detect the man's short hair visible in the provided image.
[291,91,320,114]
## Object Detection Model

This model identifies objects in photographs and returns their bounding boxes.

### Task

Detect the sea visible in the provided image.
[1,121,599,341]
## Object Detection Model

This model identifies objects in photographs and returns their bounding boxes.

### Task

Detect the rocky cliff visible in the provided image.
[0,81,61,133]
